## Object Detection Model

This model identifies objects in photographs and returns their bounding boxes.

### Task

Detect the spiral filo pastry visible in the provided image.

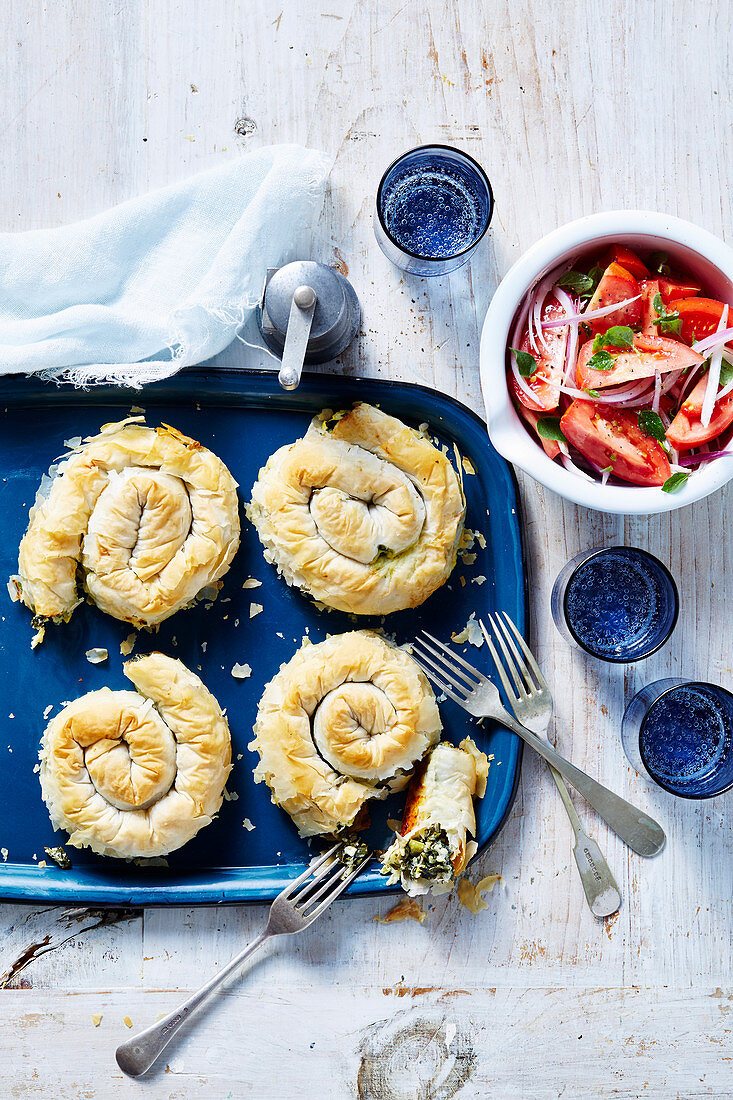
[16,417,240,631]
[39,653,232,859]
[251,631,442,837]
[248,403,465,615]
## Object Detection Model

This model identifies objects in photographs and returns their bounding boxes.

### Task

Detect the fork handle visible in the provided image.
[500,715,666,857]
[115,928,272,1077]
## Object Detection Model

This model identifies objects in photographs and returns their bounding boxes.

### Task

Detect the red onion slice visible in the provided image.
[692,325,733,355]
[701,305,729,427]
[677,449,733,467]
[541,294,641,329]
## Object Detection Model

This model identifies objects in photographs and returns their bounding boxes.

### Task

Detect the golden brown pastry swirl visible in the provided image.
[248,403,465,616]
[251,631,442,836]
[40,653,232,860]
[15,417,240,634]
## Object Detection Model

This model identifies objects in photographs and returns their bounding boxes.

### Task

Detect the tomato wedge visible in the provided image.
[666,375,733,449]
[675,298,731,345]
[600,245,649,282]
[509,295,568,412]
[640,279,661,335]
[576,333,704,390]
[515,403,561,460]
[585,262,641,335]
[658,275,701,304]
[560,401,671,486]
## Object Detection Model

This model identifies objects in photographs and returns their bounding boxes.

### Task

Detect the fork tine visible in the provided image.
[501,612,545,685]
[493,613,538,693]
[280,843,341,901]
[485,614,528,697]
[415,635,480,689]
[303,855,372,921]
[479,619,521,708]
[489,612,534,695]
[420,630,487,681]
[295,861,347,913]
[410,649,468,707]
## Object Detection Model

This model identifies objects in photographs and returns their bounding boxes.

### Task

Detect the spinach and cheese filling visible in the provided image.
[381,739,489,897]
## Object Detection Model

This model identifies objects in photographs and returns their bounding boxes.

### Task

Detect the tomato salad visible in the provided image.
[507,244,733,491]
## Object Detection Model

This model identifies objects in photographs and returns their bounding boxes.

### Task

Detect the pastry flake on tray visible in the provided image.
[247,403,465,616]
[14,417,240,637]
[380,737,489,896]
[39,653,232,860]
[251,630,442,837]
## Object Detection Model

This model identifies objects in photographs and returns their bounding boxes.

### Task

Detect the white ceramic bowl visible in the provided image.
[480,211,733,513]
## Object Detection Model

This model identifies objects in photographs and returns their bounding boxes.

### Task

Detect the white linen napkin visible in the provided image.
[0,144,330,386]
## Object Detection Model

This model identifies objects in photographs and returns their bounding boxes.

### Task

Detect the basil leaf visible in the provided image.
[652,293,682,336]
[587,265,605,293]
[602,325,635,349]
[584,388,600,397]
[638,409,667,443]
[536,416,567,442]
[662,471,690,493]
[557,270,593,295]
[719,361,733,388]
[659,315,682,336]
[511,347,538,378]
[587,349,615,371]
[649,250,672,276]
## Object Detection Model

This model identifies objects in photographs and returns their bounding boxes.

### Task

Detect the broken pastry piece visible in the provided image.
[381,738,489,896]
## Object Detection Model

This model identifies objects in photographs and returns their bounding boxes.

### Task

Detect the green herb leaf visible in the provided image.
[649,250,672,276]
[584,388,600,397]
[510,347,538,378]
[587,265,605,293]
[536,416,567,443]
[662,471,690,493]
[602,325,635,349]
[652,292,682,336]
[557,270,594,295]
[599,465,613,474]
[719,361,733,388]
[638,409,667,443]
[587,349,615,371]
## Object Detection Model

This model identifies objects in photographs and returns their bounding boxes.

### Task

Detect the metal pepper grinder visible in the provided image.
[257,260,360,391]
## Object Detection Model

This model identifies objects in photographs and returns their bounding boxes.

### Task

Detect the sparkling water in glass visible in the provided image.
[622,679,733,799]
[551,546,679,662]
[374,145,493,276]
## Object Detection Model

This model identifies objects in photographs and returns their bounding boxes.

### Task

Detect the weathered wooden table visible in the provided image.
[2,1,731,1096]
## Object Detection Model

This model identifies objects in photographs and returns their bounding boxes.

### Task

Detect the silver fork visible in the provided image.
[482,613,621,918]
[115,843,371,1078]
[411,631,665,858]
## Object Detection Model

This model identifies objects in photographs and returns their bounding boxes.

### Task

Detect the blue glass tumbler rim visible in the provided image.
[375,143,494,263]
[561,545,680,663]
[637,681,733,800]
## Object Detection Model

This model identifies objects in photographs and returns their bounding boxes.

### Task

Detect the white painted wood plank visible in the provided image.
[1,985,731,1098]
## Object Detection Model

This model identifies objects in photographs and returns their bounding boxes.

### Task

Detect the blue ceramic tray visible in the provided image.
[0,369,525,905]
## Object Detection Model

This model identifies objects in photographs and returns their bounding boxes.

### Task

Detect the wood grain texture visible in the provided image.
[1,0,732,1096]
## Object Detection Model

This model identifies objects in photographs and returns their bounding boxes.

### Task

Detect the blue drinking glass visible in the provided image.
[374,144,493,276]
[622,679,733,799]
[550,546,679,662]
